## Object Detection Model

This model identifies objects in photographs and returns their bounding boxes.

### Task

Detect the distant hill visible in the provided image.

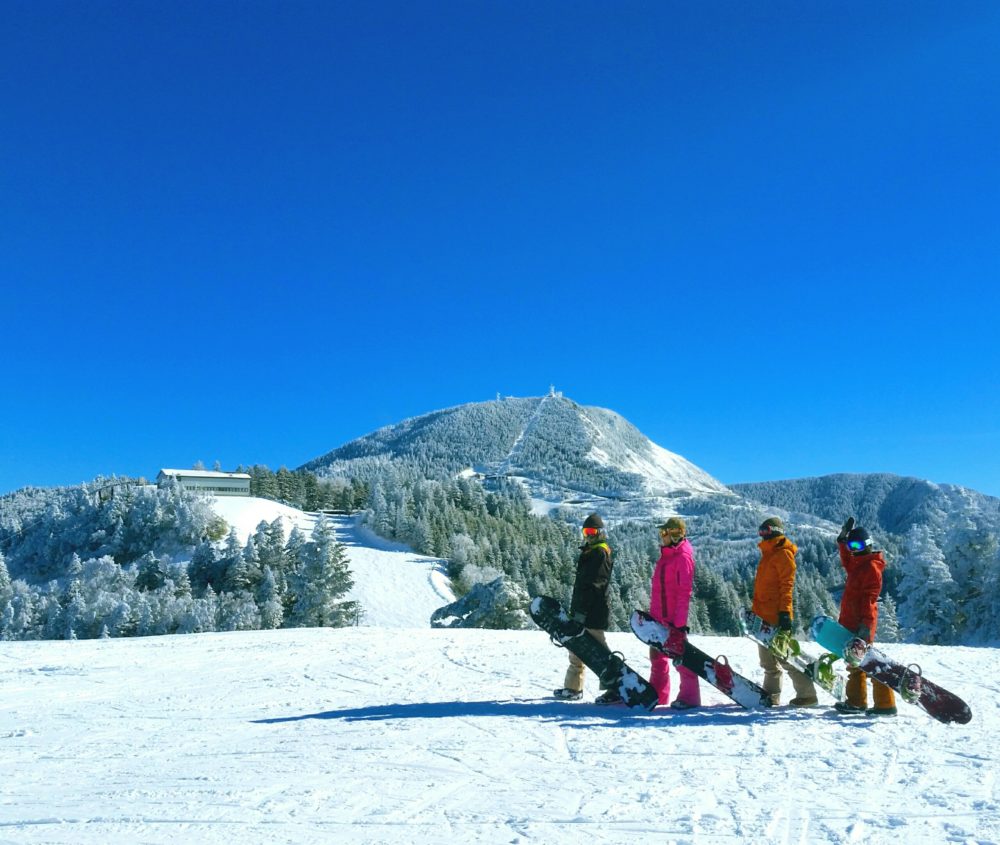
[302,392,730,526]
[732,473,1000,536]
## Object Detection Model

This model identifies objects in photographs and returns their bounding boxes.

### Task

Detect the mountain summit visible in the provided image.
[301,393,729,522]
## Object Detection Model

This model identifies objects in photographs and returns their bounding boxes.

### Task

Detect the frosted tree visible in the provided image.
[897,525,959,644]
[257,567,285,629]
[135,553,165,592]
[877,594,902,643]
[944,517,998,640]
[288,518,358,628]
[0,552,11,608]
[1,581,36,640]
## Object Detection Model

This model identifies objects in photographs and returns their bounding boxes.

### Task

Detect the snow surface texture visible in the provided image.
[207,496,454,627]
[0,630,996,844]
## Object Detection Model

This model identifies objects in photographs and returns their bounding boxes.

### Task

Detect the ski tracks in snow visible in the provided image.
[1,629,998,844]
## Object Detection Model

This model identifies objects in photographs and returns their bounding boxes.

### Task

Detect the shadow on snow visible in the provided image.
[252,699,816,727]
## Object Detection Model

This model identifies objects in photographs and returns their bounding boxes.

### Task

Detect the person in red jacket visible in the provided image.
[648,517,701,709]
[751,517,818,707]
[834,518,897,716]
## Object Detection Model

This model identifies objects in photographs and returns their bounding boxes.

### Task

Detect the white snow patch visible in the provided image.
[0,630,995,844]
[205,496,453,628]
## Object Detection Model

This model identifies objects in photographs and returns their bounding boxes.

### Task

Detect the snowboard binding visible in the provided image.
[711,655,735,694]
[812,652,840,687]
[844,637,869,667]
[767,629,800,661]
[900,663,923,703]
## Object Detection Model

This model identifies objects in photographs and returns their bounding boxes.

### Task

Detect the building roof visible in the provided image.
[158,469,252,480]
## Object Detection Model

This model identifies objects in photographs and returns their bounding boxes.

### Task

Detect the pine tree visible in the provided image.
[289,518,358,627]
[257,567,285,629]
[897,525,959,644]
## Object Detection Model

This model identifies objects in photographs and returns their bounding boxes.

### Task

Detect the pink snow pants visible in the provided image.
[649,648,701,706]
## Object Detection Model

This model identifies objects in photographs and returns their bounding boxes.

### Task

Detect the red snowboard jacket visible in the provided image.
[837,542,885,640]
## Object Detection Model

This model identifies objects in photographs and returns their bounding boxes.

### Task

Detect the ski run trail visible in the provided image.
[1,499,998,844]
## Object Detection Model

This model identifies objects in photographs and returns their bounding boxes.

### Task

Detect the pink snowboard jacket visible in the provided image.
[649,538,695,629]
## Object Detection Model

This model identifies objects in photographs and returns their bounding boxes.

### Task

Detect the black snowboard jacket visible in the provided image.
[570,539,613,630]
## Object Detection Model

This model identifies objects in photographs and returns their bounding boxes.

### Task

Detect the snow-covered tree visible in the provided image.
[897,525,959,644]
[288,518,357,628]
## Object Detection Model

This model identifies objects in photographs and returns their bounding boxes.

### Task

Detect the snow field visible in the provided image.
[0,628,997,844]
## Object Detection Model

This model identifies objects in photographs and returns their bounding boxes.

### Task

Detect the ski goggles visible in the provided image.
[582,526,600,538]
[847,539,868,552]
[660,527,684,540]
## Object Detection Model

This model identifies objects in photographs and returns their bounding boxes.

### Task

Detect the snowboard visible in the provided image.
[739,609,848,701]
[631,609,773,710]
[811,615,972,725]
[529,596,659,710]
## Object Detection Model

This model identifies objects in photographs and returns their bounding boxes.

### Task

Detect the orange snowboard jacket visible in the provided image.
[751,535,798,626]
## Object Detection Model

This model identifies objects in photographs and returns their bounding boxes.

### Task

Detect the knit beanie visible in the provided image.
[758,517,784,534]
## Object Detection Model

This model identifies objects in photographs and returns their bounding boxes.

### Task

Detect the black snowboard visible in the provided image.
[530,595,659,711]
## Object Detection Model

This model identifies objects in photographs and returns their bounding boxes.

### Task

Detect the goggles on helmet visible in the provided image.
[847,539,868,552]
[582,526,600,538]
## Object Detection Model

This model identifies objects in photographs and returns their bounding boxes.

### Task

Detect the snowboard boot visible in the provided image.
[553,688,583,701]
[834,700,866,715]
[595,689,623,705]
[866,706,898,717]
[670,699,698,710]
[789,696,819,707]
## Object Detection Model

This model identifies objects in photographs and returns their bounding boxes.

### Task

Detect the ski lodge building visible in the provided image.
[156,468,252,497]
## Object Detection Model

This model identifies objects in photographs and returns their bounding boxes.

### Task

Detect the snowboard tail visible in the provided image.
[811,615,972,725]
[530,596,658,711]
[631,609,773,710]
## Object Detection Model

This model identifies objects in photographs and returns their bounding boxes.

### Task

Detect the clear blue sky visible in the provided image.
[3,1,999,497]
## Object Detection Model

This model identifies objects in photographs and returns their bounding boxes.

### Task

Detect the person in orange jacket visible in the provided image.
[751,517,818,706]
[834,518,897,716]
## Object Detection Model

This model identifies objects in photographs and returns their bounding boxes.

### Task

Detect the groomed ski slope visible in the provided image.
[206,496,454,627]
[1,627,997,844]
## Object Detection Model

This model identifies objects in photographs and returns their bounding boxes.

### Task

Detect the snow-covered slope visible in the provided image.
[0,628,995,844]
[302,394,731,520]
[207,496,453,627]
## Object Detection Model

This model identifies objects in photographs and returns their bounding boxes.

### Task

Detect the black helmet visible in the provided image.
[583,512,604,530]
[846,526,873,554]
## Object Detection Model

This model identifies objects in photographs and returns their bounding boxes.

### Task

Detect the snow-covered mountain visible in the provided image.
[302,392,731,524]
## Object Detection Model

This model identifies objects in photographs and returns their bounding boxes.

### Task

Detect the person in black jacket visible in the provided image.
[553,513,617,703]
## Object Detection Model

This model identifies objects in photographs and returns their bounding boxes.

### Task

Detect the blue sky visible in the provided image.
[3,1,999,497]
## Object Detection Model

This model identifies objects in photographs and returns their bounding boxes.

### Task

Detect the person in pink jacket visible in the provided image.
[648,517,701,709]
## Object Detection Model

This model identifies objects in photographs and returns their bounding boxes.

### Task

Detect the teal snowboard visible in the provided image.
[811,615,972,725]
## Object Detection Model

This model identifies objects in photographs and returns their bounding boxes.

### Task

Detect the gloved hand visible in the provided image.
[777,611,793,632]
[837,517,856,544]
